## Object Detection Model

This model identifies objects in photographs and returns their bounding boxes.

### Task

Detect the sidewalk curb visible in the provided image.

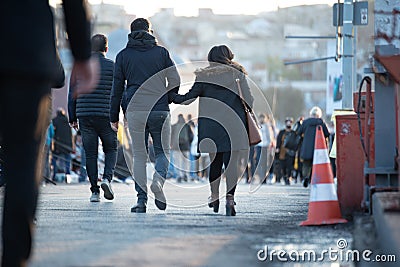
[372,192,400,266]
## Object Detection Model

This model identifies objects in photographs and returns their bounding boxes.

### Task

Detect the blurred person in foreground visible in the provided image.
[110,18,180,213]
[171,45,254,216]
[0,1,98,266]
[296,106,330,188]
[68,34,117,202]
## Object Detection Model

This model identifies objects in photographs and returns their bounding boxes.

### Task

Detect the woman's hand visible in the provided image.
[168,91,178,104]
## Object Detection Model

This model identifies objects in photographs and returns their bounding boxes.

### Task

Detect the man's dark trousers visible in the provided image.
[79,117,117,193]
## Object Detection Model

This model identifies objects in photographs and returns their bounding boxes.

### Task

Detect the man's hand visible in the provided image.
[69,121,79,131]
[111,122,119,132]
[70,56,100,98]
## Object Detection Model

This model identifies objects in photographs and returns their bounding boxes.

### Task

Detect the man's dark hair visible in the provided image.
[130,18,151,32]
[91,34,108,52]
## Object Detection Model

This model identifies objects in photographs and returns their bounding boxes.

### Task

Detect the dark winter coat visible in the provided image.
[276,128,296,160]
[68,52,114,122]
[0,1,91,83]
[110,31,180,122]
[52,113,73,155]
[296,117,330,161]
[171,122,193,151]
[172,65,253,153]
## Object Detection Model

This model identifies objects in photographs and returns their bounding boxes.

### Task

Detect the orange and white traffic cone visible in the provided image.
[300,125,347,226]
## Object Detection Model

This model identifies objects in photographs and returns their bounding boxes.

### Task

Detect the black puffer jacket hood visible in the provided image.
[110,32,180,121]
[127,31,157,51]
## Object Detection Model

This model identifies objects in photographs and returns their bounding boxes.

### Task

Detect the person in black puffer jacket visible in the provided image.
[68,34,117,202]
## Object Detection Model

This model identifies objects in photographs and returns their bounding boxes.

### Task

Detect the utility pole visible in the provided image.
[284,0,368,111]
[342,0,354,109]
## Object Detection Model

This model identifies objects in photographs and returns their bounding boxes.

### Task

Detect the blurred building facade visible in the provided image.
[52,3,373,119]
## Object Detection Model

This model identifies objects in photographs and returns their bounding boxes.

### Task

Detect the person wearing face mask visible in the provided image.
[275,117,296,185]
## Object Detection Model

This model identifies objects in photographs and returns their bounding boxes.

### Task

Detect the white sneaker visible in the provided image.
[90,192,100,202]
[101,179,114,200]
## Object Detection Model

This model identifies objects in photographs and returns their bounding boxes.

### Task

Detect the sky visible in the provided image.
[84,0,335,17]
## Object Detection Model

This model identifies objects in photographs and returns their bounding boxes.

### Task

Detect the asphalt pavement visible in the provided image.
[0,179,384,267]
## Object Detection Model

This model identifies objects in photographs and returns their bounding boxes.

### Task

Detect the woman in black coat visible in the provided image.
[172,45,254,216]
[296,106,330,187]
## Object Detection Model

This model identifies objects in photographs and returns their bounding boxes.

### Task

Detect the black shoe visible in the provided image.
[208,196,220,213]
[303,177,309,188]
[131,202,146,213]
[225,194,236,216]
[150,180,166,210]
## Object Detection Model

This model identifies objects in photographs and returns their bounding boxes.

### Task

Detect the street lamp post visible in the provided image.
[342,0,354,109]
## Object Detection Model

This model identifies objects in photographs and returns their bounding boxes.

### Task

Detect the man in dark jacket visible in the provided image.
[296,106,330,187]
[52,108,73,180]
[0,1,96,266]
[69,34,117,202]
[110,18,180,213]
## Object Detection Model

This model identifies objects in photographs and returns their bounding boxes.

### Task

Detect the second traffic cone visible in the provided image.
[300,125,347,226]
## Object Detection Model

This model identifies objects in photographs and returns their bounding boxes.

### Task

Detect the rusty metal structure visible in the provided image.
[334,0,400,217]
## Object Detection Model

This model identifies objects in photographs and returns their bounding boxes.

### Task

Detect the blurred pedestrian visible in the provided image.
[186,114,198,180]
[172,45,254,216]
[275,117,296,185]
[68,34,117,202]
[52,108,73,181]
[327,120,336,178]
[110,18,180,213]
[0,0,97,266]
[296,106,330,188]
[190,121,210,181]
[243,146,256,183]
[0,134,4,187]
[255,113,275,184]
[72,130,87,183]
[186,114,195,128]
[43,121,55,182]
[171,114,193,182]
[291,116,304,183]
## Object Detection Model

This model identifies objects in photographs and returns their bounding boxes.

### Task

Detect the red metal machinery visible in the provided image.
[335,80,375,217]
[375,54,400,191]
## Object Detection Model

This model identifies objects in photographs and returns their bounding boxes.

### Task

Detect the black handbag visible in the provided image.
[283,131,301,151]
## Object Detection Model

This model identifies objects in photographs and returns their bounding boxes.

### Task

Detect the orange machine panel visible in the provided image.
[336,113,375,217]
